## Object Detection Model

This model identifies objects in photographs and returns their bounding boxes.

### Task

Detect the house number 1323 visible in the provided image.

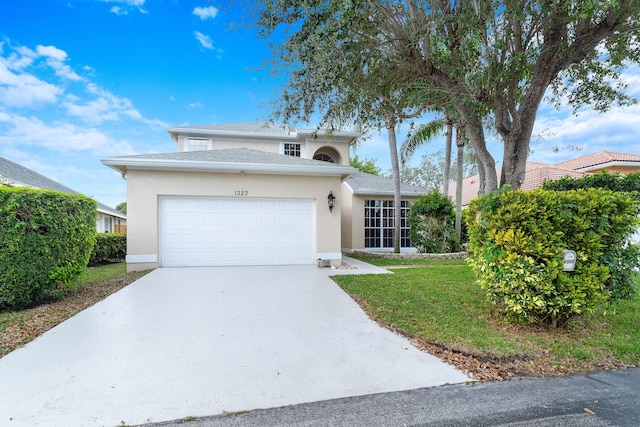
[235,190,248,196]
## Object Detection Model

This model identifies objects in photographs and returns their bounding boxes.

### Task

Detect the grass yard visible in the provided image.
[0,263,149,358]
[348,254,468,267]
[333,265,640,381]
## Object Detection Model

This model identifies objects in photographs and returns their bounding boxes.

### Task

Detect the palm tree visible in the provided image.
[400,117,452,196]
[401,116,468,246]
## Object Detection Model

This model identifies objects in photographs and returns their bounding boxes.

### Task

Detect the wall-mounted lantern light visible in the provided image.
[328,191,336,212]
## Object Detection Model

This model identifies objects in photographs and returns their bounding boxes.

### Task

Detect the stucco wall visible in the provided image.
[340,183,354,250]
[126,169,343,271]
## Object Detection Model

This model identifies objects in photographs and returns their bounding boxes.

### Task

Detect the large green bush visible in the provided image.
[0,187,96,309]
[408,190,460,253]
[466,187,640,327]
[543,171,640,300]
[88,233,127,266]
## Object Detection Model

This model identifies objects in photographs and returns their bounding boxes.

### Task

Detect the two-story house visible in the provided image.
[102,122,428,271]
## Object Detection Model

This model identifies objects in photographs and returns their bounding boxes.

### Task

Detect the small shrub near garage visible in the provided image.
[0,187,96,309]
[466,187,640,328]
[408,190,460,253]
[88,233,126,266]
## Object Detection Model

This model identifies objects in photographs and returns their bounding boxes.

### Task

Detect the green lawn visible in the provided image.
[333,265,640,377]
[348,254,468,267]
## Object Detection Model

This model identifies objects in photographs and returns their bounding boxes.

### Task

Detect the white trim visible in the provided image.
[576,161,640,172]
[342,181,355,193]
[126,254,158,263]
[354,189,426,197]
[102,157,356,177]
[317,252,342,260]
[97,207,127,219]
[166,126,359,145]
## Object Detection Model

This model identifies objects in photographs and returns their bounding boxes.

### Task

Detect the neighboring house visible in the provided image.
[0,156,127,233]
[102,122,428,271]
[449,151,640,207]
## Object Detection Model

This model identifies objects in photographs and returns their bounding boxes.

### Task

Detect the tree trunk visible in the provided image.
[442,118,453,197]
[455,129,464,244]
[387,120,402,254]
[459,106,497,195]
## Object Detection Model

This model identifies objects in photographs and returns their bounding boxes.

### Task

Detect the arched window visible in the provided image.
[313,153,335,163]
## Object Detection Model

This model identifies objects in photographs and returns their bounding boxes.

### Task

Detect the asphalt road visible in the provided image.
[146,368,640,427]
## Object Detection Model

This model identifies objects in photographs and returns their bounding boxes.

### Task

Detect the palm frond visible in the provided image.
[400,118,447,166]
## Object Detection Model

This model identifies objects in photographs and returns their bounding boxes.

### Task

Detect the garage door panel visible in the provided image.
[159,196,315,267]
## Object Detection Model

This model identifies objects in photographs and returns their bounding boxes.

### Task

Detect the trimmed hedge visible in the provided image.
[0,187,96,309]
[408,190,460,253]
[466,187,640,327]
[543,170,640,195]
[88,233,126,266]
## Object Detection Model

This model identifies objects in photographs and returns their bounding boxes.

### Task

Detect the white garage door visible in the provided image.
[159,196,315,267]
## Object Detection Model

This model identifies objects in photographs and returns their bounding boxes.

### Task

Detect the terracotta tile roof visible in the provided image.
[449,162,585,206]
[448,150,640,207]
[554,151,640,171]
[520,165,585,191]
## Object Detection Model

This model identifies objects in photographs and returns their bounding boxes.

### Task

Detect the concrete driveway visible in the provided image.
[0,266,469,427]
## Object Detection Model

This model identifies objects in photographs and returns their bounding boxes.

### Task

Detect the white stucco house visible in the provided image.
[101,122,428,271]
[0,155,127,233]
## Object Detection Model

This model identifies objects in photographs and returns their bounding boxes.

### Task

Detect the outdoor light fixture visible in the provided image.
[327,191,336,212]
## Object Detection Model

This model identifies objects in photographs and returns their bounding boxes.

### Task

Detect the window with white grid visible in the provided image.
[283,143,301,157]
[186,138,210,152]
[364,199,412,248]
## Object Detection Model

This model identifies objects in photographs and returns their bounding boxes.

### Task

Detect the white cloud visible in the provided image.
[187,102,203,109]
[194,31,214,50]
[530,102,640,164]
[193,6,219,20]
[109,6,126,15]
[0,61,62,107]
[35,45,67,61]
[102,0,147,14]
[0,113,136,155]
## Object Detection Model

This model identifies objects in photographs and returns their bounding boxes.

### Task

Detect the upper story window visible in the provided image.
[186,138,210,152]
[313,153,335,163]
[283,143,301,157]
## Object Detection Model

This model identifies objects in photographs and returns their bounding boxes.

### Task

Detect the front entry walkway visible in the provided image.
[0,266,469,426]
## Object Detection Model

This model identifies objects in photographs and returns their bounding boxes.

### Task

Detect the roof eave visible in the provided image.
[97,207,127,219]
[352,189,427,197]
[101,158,356,177]
[576,161,640,172]
[166,127,300,142]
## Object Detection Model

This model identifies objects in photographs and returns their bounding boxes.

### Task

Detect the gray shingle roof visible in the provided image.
[344,171,430,196]
[106,147,355,170]
[0,156,125,218]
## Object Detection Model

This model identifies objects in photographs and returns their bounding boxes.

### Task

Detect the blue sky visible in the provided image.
[1,0,639,209]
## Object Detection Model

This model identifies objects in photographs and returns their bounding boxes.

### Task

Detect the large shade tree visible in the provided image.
[252,0,640,195]
[255,2,428,252]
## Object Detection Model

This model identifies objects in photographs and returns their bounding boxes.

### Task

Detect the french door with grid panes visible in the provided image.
[364,199,412,248]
